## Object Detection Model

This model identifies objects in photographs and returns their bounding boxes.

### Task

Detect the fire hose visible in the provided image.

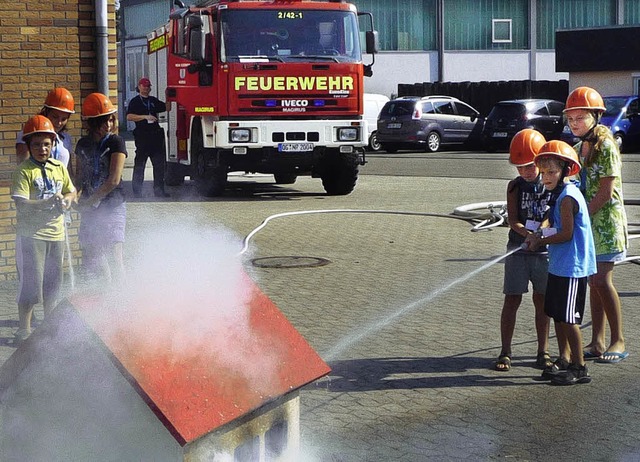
[239,199,639,266]
[238,203,507,256]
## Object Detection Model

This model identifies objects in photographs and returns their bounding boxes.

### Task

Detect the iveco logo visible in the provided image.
[281,99,308,107]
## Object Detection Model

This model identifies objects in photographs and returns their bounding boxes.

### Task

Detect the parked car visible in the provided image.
[363,93,390,151]
[376,95,484,153]
[482,99,565,152]
[562,95,640,152]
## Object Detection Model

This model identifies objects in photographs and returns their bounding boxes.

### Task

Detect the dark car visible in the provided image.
[376,96,484,153]
[482,99,565,151]
[562,95,640,152]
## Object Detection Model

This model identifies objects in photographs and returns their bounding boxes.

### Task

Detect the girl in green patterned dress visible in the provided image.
[564,86,629,364]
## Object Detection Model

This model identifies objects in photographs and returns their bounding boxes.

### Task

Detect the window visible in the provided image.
[434,101,454,115]
[492,19,512,43]
[444,0,527,50]
[265,421,288,459]
[234,436,259,462]
[220,9,360,62]
[534,105,550,116]
[547,101,565,116]
[455,102,478,117]
[422,101,436,114]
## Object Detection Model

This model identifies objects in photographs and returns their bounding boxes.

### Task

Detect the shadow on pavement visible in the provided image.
[321,356,546,392]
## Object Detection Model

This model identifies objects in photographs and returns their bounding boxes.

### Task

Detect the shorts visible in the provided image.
[596,250,627,262]
[15,236,64,306]
[503,251,548,295]
[79,202,127,249]
[544,273,588,325]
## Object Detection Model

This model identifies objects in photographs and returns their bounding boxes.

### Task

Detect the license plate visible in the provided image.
[387,123,402,129]
[493,132,508,138]
[278,143,314,152]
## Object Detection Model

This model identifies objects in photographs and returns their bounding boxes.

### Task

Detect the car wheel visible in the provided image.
[369,132,382,151]
[426,131,441,152]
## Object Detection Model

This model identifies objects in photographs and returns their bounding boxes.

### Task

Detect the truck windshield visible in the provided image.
[220,9,361,63]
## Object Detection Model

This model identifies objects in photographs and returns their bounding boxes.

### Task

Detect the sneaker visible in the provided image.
[13,328,31,344]
[541,358,570,380]
[551,363,592,385]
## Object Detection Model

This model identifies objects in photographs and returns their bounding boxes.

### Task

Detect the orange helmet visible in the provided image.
[535,140,581,176]
[44,87,75,114]
[22,115,57,141]
[564,86,605,113]
[509,129,546,166]
[82,92,117,119]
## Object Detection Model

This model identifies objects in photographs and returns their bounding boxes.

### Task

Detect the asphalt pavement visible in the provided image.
[0,146,639,461]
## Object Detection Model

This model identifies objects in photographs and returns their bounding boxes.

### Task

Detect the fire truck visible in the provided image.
[161,0,377,196]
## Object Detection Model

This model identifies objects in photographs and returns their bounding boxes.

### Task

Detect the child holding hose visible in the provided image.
[495,129,554,372]
[11,115,76,342]
[525,140,597,385]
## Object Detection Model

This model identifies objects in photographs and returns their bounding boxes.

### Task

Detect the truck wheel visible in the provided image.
[192,128,227,197]
[320,151,359,196]
[274,173,297,184]
[165,162,185,186]
[195,152,227,197]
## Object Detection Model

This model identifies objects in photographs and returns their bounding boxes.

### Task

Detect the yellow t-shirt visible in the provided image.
[11,158,75,241]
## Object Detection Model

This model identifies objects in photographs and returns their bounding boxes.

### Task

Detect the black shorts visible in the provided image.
[544,273,588,325]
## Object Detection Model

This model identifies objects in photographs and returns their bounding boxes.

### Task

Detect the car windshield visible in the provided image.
[220,9,361,63]
[603,97,628,117]
[488,103,525,118]
[380,101,416,117]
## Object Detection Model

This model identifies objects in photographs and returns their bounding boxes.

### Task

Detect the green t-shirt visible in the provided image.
[576,138,628,255]
[11,158,75,241]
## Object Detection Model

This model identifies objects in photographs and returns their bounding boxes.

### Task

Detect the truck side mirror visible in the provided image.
[188,15,204,62]
[189,30,203,62]
[365,30,378,55]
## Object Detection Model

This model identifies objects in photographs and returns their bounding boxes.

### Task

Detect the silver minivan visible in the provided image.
[376,95,483,153]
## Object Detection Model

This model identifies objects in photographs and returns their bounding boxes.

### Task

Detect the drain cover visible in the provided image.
[251,256,331,268]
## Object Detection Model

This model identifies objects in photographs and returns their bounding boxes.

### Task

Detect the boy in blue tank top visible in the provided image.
[525,140,597,385]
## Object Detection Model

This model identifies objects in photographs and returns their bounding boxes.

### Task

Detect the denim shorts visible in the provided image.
[596,250,627,262]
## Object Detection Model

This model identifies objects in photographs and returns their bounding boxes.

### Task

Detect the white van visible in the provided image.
[363,93,390,151]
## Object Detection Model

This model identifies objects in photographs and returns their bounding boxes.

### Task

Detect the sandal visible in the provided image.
[535,351,553,369]
[541,357,570,380]
[494,354,511,371]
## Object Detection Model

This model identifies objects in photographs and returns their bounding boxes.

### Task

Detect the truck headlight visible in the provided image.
[337,127,358,142]
[230,128,251,143]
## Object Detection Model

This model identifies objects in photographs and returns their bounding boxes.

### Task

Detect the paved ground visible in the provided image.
[0,149,639,460]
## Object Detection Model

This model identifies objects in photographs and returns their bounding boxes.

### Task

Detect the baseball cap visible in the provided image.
[138,77,152,87]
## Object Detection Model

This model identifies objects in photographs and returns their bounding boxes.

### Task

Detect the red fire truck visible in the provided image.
[162,0,377,196]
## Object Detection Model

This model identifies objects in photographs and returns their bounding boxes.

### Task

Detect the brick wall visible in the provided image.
[0,0,119,280]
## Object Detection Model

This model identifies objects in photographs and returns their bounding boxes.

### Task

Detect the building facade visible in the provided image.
[118,0,640,101]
